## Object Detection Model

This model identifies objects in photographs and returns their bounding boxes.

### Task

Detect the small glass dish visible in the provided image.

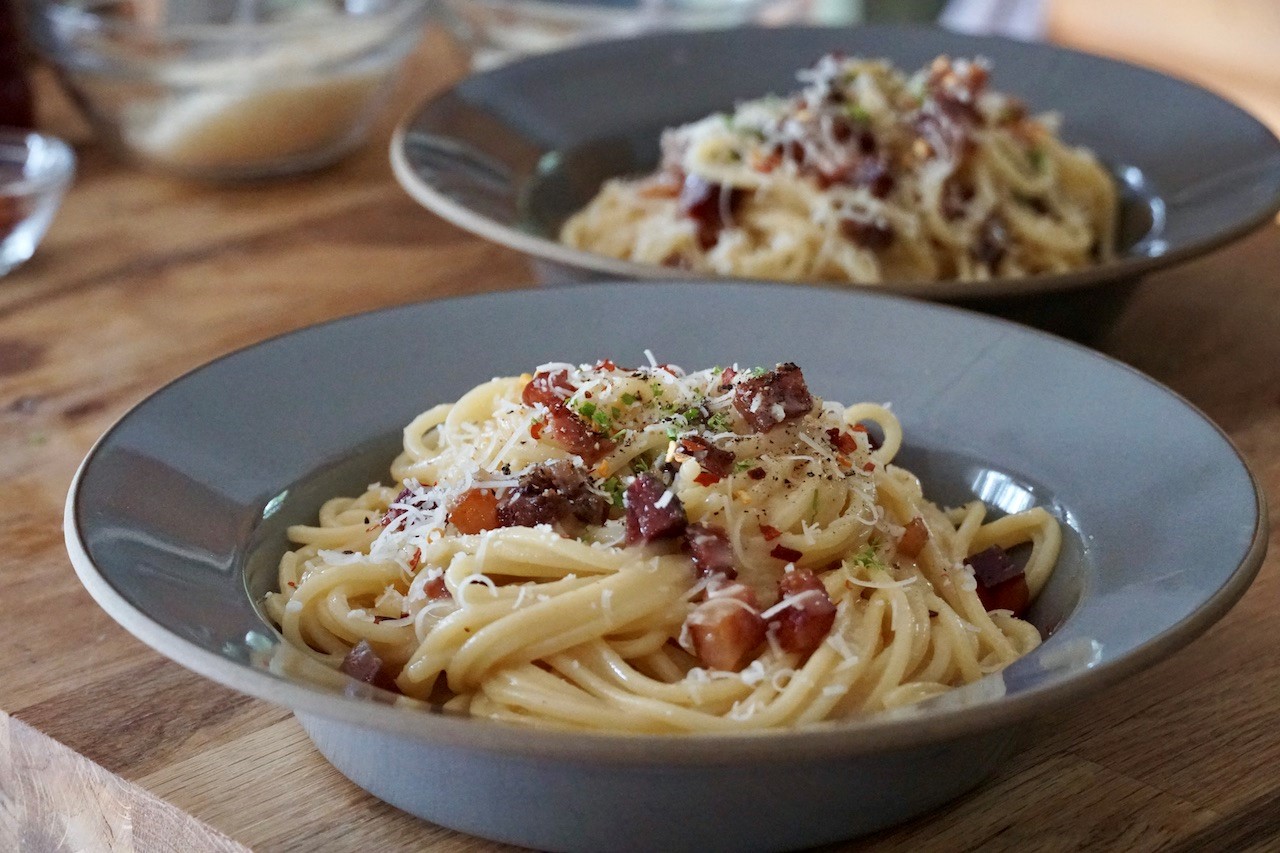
[27,0,430,180]
[0,128,74,276]
[440,0,778,69]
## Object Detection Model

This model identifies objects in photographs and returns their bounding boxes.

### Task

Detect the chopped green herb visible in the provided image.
[602,476,626,509]
[574,399,612,431]
[710,366,724,376]
[666,425,681,442]
[706,411,732,433]
[620,392,638,406]
[683,407,701,423]
[747,366,767,378]
[845,104,871,124]
[850,543,883,571]
[733,459,754,473]
[650,382,665,397]
[633,456,650,473]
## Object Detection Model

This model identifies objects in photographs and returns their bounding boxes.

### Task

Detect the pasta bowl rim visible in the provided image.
[62,281,1269,761]
[390,24,1280,300]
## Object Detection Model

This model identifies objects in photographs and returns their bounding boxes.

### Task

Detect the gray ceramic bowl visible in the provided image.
[390,25,1280,338]
[66,283,1266,852]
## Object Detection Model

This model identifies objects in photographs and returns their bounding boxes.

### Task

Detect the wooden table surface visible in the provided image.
[3,32,1278,853]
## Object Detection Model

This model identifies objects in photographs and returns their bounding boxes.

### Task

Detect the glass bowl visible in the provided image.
[439,0,778,69]
[26,0,431,180]
[0,128,74,276]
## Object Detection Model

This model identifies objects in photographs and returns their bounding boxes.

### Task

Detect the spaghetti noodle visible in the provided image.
[561,54,1117,285]
[266,358,1060,732]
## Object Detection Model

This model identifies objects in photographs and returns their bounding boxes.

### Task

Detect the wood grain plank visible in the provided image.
[856,749,1219,852]
[0,710,249,852]
[138,717,511,852]
[17,659,289,781]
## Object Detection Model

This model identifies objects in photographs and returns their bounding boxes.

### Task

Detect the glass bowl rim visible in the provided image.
[35,0,432,43]
[0,128,76,194]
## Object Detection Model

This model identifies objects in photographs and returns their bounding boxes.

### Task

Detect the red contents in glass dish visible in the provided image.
[0,0,34,129]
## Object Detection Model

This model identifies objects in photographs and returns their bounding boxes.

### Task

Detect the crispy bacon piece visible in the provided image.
[912,105,974,162]
[687,584,766,671]
[423,574,450,600]
[926,56,988,124]
[821,153,895,200]
[974,215,1009,269]
[542,403,616,464]
[497,461,609,530]
[340,640,397,691]
[450,488,499,534]
[855,155,896,199]
[523,370,616,462]
[965,545,1030,616]
[733,363,814,433]
[686,522,737,579]
[522,370,575,407]
[716,367,737,391]
[940,177,976,221]
[625,473,687,544]
[678,435,736,485]
[840,215,895,250]
[767,569,837,661]
[897,517,929,559]
[679,174,747,249]
[770,543,803,562]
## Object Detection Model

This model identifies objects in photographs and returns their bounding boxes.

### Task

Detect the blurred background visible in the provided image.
[0,0,1277,180]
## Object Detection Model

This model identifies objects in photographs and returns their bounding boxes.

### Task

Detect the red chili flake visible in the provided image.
[759,524,782,541]
[372,615,392,624]
[658,363,681,376]
[530,420,545,439]
[862,462,876,472]
[747,467,766,480]
[694,471,721,487]
[852,422,883,450]
[770,544,803,562]
[407,548,422,572]
[594,359,620,371]
[825,427,858,454]
[286,581,297,588]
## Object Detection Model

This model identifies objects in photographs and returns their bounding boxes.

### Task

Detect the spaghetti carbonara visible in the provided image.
[267,358,1060,732]
[561,54,1117,285]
